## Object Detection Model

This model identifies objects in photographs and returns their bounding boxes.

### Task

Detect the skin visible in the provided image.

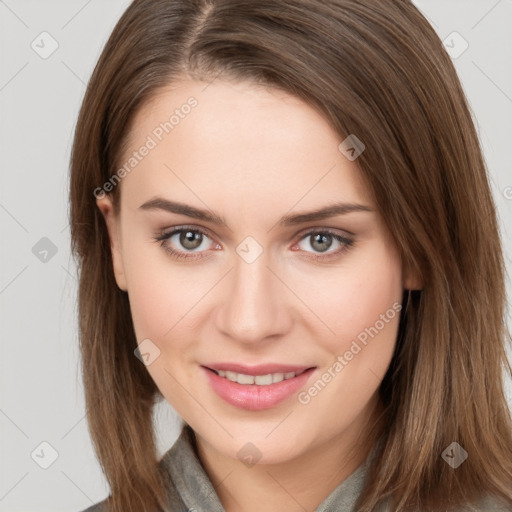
[97,78,420,512]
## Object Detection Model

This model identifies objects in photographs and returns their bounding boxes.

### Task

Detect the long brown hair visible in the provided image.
[69,1,512,511]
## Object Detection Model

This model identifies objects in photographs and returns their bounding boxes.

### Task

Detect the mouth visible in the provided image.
[201,363,316,410]
[205,367,309,385]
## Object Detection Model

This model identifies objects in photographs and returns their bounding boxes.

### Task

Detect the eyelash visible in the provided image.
[153,225,354,262]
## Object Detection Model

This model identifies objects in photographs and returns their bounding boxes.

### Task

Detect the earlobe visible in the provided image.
[403,262,423,291]
[96,195,128,291]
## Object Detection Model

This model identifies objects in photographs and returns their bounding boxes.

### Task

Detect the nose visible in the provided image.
[214,248,292,345]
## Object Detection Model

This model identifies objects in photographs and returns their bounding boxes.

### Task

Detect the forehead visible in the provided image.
[118,79,373,213]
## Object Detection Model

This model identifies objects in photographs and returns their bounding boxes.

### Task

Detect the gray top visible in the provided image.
[80,424,511,512]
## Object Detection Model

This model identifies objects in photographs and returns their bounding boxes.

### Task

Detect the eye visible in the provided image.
[154,226,354,262]
[154,226,219,260]
[294,229,353,261]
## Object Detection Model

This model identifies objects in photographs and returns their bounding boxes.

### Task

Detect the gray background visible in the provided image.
[1,1,511,511]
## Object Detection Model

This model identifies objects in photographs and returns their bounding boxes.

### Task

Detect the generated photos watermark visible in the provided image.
[297,301,402,405]
[93,96,198,199]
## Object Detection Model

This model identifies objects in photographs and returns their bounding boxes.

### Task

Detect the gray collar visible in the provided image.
[159,423,378,512]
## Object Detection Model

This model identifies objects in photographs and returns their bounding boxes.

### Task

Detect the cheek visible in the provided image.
[121,235,209,343]
[295,240,403,356]
[290,245,402,441]
[121,243,208,407]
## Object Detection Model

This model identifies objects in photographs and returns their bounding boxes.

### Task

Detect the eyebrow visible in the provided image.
[138,197,373,228]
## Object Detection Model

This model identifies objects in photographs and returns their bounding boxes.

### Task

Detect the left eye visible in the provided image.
[295,230,352,256]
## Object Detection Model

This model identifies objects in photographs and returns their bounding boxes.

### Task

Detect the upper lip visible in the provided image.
[203,363,314,376]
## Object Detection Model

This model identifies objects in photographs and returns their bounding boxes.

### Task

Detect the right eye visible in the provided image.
[154,226,220,260]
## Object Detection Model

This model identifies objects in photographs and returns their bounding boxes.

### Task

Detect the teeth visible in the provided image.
[272,372,284,383]
[215,369,305,385]
[225,371,238,382]
[238,373,255,385]
[255,374,272,385]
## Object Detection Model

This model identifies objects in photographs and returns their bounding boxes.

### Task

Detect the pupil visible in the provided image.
[312,233,332,252]
[181,230,201,250]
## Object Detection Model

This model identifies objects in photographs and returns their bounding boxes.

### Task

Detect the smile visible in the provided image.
[212,369,307,385]
[201,364,316,410]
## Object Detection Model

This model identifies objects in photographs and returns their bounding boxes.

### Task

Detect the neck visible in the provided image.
[194,395,385,512]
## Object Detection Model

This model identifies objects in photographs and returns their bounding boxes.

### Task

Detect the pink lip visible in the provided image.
[201,365,316,411]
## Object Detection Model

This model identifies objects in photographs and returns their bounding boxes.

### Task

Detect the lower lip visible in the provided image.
[202,366,315,410]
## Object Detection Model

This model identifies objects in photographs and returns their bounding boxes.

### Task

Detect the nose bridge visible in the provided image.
[216,242,288,343]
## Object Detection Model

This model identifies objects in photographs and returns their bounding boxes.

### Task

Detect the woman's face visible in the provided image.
[97,78,411,464]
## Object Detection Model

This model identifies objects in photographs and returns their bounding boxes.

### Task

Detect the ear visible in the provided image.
[96,195,128,291]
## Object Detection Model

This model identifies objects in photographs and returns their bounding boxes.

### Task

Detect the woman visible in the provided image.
[69,1,512,511]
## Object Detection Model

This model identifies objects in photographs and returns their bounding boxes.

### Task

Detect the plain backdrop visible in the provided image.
[1,1,511,511]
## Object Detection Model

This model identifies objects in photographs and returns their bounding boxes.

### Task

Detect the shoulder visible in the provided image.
[465,495,512,511]
[77,499,109,512]
[377,495,512,512]
[74,426,193,512]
